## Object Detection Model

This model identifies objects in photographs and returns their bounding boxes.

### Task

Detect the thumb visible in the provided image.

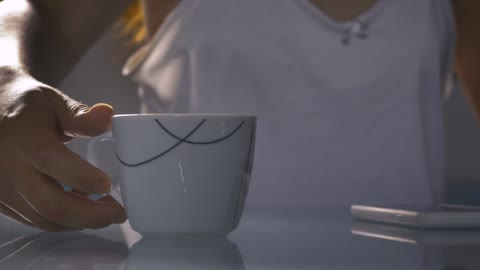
[42,87,114,138]
[69,103,114,138]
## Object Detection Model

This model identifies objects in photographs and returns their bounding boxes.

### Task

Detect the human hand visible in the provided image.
[0,67,126,231]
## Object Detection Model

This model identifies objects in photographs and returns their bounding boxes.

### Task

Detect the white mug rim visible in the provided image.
[113,113,257,119]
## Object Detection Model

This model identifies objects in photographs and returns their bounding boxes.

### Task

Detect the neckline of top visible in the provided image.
[296,0,389,31]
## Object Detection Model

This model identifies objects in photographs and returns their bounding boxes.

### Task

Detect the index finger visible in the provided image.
[31,140,111,195]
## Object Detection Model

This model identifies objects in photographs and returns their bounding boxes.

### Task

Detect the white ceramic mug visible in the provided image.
[87,114,256,237]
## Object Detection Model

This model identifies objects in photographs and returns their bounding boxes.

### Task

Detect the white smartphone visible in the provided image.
[351,221,480,245]
[351,204,480,229]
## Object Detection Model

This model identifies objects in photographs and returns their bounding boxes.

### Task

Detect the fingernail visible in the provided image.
[94,181,110,194]
[97,103,114,110]
[113,211,127,224]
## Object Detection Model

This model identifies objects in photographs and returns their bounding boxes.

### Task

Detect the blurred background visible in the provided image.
[61,29,480,206]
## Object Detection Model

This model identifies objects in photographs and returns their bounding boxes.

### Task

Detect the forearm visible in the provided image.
[0,0,72,86]
[0,0,132,87]
[0,0,33,69]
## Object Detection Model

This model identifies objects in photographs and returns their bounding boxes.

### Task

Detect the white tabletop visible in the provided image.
[0,207,478,269]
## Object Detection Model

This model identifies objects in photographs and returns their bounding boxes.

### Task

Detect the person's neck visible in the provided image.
[308,0,379,22]
[141,0,380,41]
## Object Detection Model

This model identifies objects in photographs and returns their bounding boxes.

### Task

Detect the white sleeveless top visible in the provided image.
[123,0,455,207]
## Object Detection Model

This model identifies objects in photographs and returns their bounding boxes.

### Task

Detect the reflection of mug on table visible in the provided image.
[88,114,256,236]
[125,237,244,270]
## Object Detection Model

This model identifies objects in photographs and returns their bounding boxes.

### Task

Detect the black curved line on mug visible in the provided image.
[116,119,206,167]
[154,119,245,145]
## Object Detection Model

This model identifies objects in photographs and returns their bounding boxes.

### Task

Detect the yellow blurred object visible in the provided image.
[119,0,146,44]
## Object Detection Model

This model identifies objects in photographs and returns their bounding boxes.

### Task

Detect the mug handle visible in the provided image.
[86,132,123,207]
